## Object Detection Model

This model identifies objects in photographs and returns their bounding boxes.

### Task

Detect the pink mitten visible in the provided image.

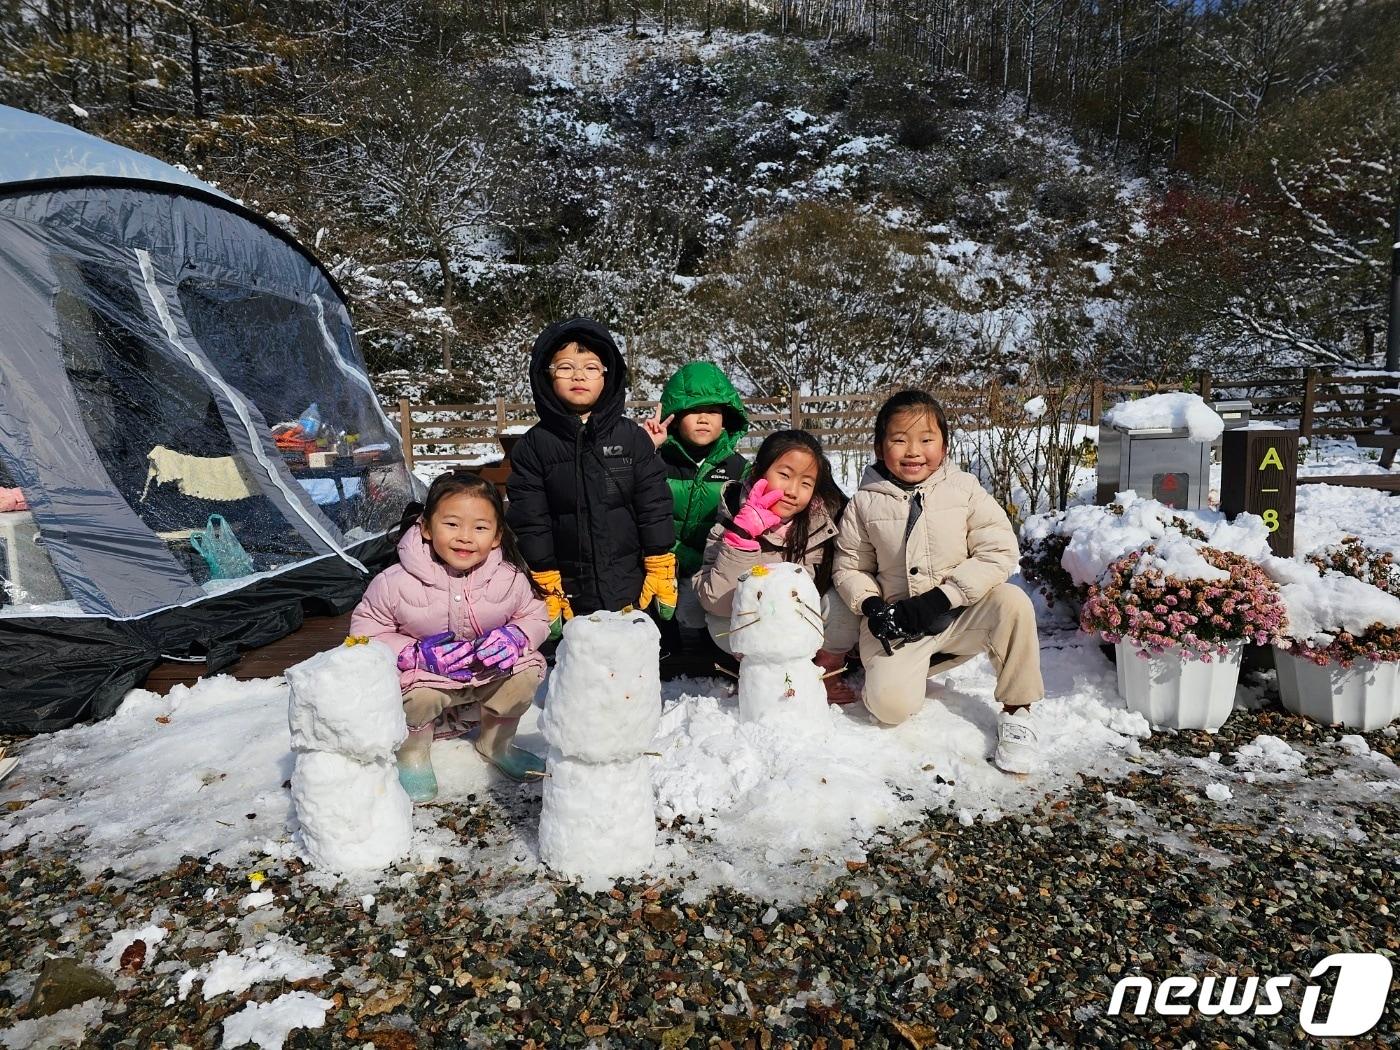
[722,479,786,552]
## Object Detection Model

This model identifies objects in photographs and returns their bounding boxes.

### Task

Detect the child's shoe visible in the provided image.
[473,712,547,782]
[994,707,1040,774]
[396,723,439,802]
[814,649,858,705]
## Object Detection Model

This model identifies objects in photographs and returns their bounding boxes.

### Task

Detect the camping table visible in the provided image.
[291,461,371,505]
[290,460,390,530]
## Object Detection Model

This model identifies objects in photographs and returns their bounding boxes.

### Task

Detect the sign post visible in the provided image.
[1220,429,1298,557]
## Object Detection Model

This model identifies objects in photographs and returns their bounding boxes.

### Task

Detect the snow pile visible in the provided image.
[1102,392,1224,442]
[1203,782,1233,802]
[1264,556,1400,645]
[0,677,297,876]
[0,999,106,1049]
[219,991,332,1050]
[1232,735,1307,777]
[286,644,412,874]
[652,634,1152,900]
[730,564,828,728]
[1021,492,1270,589]
[178,935,332,1001]
[1294,463,1400,554]
[538,611,661,883]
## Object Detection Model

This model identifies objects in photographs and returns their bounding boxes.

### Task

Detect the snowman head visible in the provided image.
[728,562,823,662]
[541,608,662,761]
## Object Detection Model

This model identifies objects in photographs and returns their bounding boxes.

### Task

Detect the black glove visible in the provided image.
[891,588,960,637]
[862,596,905,643]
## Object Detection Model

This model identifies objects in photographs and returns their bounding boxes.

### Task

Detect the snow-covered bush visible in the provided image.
[1080,542,1286,662]
[1266,557,1400,667]
[1020,494,1212,613]
[1306,537,1400,598]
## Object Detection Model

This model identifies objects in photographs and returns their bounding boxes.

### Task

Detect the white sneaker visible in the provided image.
[994,708,1039,774]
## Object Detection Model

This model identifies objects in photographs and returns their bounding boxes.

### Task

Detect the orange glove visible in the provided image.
[638,553,678,621]
[531,569,573,640]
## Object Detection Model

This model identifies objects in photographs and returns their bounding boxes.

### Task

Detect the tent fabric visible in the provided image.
[0,534,396,733]
[0,106,418,732]
[0,105,230,197]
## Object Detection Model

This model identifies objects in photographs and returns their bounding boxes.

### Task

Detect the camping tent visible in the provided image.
[0,106,419,732]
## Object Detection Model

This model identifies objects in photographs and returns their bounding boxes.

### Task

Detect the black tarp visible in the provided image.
[0,533,396,733]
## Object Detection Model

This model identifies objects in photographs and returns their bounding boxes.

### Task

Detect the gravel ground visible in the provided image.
[2,700,1397,1049]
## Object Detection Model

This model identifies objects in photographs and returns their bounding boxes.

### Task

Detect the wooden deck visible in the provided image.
[141,612,354,694]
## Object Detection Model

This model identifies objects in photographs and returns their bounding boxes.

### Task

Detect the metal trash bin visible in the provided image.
[1096,421,1214,510]
[1211,399,1252,463]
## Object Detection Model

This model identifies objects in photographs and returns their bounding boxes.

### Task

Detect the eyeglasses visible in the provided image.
[549,362,607,379]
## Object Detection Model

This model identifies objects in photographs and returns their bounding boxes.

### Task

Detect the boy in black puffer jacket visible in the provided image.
[506,317,676,638]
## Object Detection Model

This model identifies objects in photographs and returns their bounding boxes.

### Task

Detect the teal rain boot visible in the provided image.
[473,712,546,782]
[396,723,439,803]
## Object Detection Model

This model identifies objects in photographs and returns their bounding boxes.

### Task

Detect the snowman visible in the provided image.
[728,563,830,731]
[537,610,660,882]
[286,639,413,873]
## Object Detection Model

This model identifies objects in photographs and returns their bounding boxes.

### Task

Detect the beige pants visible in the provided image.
[403,667,542,730]
[859,583,1044,725]
[707,588,861,656]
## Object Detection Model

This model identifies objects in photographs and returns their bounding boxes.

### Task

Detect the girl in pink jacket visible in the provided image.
[351,471,549,801]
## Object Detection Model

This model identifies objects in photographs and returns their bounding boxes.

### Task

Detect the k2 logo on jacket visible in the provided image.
[1107,952,1393,1037]
[602,445,626,457]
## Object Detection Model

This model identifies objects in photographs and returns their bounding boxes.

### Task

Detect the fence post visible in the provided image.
[495,395,507,444]
[1198,371,1212,403]
[1090,379,1104,424]
[1300,368,1319,439]
[398,397,415,471]
[789,388,802,430]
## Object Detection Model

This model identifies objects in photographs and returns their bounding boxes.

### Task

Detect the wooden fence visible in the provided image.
[388,368,1398,471]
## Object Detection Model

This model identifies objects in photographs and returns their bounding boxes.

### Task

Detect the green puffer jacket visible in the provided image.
[658,362,750,576]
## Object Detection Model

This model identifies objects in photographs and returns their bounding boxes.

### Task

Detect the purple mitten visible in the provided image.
[398,631,476,679]
[472,625,529,671]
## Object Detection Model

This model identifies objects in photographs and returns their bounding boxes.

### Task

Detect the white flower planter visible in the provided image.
[1274,648,1400,731]
[1115,638,1243,732]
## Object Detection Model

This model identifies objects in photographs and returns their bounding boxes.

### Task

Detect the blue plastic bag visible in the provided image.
[188,514,255,580]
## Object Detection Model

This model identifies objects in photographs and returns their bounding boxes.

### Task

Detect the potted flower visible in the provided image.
[1019,493,1247,624]
[1267,553,1400,732]
[1080,539,1286,732]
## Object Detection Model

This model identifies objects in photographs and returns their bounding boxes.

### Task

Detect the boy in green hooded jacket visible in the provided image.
[643,362,750,674]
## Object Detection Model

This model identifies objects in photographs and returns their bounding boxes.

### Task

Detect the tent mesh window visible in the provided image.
[178,278,409,539]
[53,256,317,583]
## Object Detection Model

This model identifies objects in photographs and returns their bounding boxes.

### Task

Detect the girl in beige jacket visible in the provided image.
[695,430,861,703]
[833,391,1044,773]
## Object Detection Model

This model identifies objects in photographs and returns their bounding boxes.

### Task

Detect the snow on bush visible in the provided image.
[1080,544,1286,661]
[1101,392,1224,442]
[1020,493,1269,612]
[1306,536,1400,598]
[1265,556,1400,666]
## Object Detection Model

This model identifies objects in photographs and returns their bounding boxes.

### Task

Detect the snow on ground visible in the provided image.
[0,999,105,1049]
[178,934,332,1001]
[510,25,762,92]
[0,629,1147,903]
[217,991,332,1050]
[2,433,1395,910]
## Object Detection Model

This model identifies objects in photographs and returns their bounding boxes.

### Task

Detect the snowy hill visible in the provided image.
[332,27,1147,402]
